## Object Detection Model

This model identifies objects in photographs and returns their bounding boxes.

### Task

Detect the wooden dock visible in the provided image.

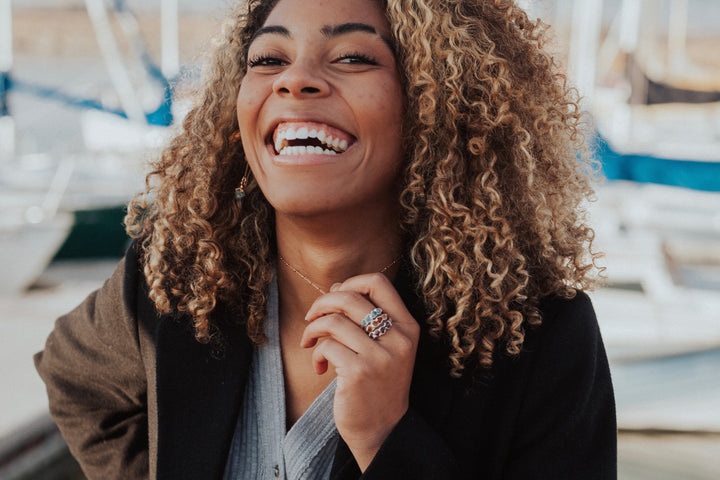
[619,432,720,480]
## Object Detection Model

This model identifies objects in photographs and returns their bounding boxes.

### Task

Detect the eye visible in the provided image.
[248,55,285,68]
[335,52,379,66]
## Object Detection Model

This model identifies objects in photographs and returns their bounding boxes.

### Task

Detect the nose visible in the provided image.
[273,61,330,98]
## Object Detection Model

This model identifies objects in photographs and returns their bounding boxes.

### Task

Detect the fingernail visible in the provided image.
[330,283,342,292]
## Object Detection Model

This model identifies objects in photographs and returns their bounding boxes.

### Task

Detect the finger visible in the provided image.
[301,313,376,352]
[334,273,415,327]
[305,290,377,325]
[311,338,357,375]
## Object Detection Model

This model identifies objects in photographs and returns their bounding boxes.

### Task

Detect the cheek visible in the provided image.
[238,83,256,106]
[379,79,404,124]
[236,78,265,123]
[236,85,264,163]
[362,85,403,132]
[377,84,405,154]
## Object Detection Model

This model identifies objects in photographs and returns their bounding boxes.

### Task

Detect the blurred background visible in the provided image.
[0,0,718,478]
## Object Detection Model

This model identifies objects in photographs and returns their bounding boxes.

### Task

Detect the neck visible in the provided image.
[275,205,403,324]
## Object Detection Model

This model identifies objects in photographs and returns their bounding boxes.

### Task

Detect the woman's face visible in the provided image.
[237,0,404,218]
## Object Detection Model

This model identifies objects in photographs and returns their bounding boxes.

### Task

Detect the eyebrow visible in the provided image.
[249,22,395,53]
[320,22,378,38]
[249,25,291,44]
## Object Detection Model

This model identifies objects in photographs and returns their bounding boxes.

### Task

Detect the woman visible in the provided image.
[35,0,616,479]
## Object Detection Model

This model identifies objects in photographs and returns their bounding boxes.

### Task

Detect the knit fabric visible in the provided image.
[224,275,339,480]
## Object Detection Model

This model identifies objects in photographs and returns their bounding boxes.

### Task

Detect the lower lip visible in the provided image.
[267,143,353,166]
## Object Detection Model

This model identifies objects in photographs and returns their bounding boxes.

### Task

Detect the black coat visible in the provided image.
[36,244,616,479]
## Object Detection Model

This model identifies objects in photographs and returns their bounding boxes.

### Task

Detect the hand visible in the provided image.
[301,273,420,472]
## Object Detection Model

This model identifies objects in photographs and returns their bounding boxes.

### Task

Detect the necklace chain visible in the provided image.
[278,254,402,295]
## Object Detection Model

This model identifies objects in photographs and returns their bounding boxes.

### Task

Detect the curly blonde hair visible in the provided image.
[126,0,601,375]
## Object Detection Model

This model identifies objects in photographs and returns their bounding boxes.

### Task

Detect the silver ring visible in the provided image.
[362,307,383,328]
[362,308,392,339]
[368,319,392,339]
[363,313,388,332]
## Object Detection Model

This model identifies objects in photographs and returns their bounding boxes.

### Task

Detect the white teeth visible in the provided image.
[277,145,340,155]
[274,125,351,154]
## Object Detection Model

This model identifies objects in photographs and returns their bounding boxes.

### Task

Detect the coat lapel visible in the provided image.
[154,306,252,480]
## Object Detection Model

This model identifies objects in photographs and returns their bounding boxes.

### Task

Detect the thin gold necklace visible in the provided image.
[278,254,402,295]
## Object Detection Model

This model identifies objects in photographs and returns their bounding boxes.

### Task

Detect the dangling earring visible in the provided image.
[235,164,251,201]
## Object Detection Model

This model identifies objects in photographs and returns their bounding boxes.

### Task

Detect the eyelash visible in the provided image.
[335,52,379,65]
[247,52,379,68]
[247,55,284,68]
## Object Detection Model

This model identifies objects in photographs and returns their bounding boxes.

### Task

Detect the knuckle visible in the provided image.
[406,321,421,339]
[311,346,324,363]
[314,312,343,328]
[369,272,390,287]
[348,362,368,380]
[324,312,343,325]
[374,348,393,366]
[369,272,384,283]
[395,334,415,355]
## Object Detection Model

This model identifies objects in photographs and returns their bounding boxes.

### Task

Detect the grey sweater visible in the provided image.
[223,276,339,480]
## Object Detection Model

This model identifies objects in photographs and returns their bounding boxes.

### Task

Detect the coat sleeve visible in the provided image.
[334,293,616,480]
[34,252,151,480]
[502,293,617,479]
[358,408,461,479]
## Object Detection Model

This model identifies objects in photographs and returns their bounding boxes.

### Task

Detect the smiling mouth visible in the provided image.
[270,121,356,156]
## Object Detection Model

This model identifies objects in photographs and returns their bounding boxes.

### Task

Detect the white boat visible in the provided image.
[0,0,179,291]
[589,182,720,362]
[543,0,720,436]
[0,207,73,295]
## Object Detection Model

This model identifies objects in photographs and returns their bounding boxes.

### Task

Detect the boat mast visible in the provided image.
[161,0,179,80]
[568,0,604,101]
[84,0,147,124]
[668,0,689,72]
